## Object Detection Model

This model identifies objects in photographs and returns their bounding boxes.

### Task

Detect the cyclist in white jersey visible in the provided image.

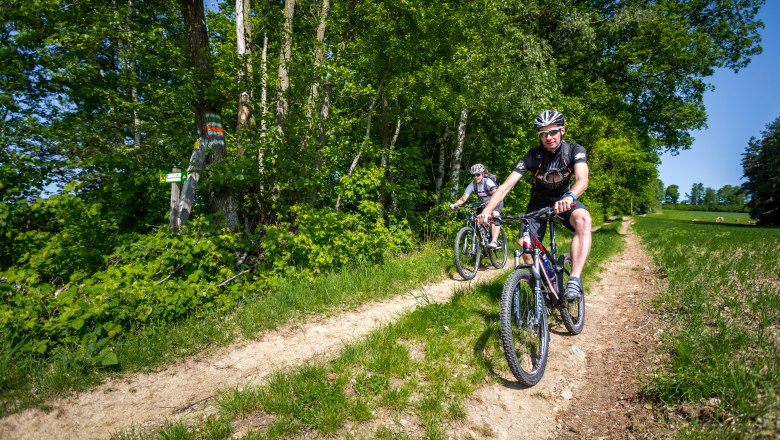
[450,164,504,249]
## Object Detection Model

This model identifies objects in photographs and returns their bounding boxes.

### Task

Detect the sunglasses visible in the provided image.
[472,173,482,177]
[537,127,563,137]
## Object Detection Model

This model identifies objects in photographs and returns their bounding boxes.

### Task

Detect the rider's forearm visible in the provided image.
[566,164,589,200]
[481,172,521,216]
[483,185,508,214]
[567,178,588,199]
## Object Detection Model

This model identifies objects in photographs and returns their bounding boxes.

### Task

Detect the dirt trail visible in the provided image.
[1,220,663,439]
[0,262,510,439]
[453,219,663,439]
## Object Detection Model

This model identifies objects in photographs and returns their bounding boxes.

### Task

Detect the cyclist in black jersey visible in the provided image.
[478,110,592,300]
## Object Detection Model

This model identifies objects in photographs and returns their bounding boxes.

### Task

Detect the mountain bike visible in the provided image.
[453,201,508,280]
[493,207,585,386]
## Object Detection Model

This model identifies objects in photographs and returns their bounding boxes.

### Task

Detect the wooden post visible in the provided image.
[170,167,181,229]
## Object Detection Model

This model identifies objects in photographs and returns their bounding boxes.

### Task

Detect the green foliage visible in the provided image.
[664,181,749,213]
[665,184,681,205]
[634,212,779,436]
[262,205,414,280]
[0,206,415,385]
[1,216,249,364]
[153,221,625,437]
[742,115,780,225]
[13,192,133,283]
[0,0,769,423]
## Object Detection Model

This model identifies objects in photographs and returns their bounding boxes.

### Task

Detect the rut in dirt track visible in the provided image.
[451,219,663,440]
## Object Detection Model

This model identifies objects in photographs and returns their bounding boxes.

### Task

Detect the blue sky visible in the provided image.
[657,2,780,196]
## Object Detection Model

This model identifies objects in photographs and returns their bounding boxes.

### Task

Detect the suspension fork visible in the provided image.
[529,247,545,325]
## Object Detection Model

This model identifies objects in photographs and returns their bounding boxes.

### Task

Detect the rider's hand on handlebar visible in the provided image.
[477,212,492,225]
[449,203,457,209]
[553,195,575,214]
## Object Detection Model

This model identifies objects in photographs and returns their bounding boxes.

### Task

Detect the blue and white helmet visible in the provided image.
[534,110,565,128]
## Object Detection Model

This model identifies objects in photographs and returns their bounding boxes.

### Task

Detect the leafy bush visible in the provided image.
[1,206,416,368]
[4,192,134,284]
[261,205,413,279]
[1,216,250,365]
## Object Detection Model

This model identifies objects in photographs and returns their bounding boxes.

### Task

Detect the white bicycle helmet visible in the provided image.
[534,110,565,128]
[470,163,485,175]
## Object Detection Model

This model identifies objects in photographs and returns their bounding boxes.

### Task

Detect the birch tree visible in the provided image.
[335,66,389,212]
[274,0,295,142]
[450,108,468,198]
[235,0,254,138]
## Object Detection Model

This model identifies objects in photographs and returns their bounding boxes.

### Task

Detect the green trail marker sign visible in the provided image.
[159,171,188,184]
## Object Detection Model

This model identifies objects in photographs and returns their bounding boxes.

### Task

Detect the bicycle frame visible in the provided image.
[506,210,565,304]
[495,207,584,385]
[462,203,492,253]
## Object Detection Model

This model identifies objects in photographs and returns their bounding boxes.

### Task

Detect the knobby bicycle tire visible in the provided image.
[454,226,480,280]
[499,269,549,386]
[489,227,508,269]
[557,254,585,334]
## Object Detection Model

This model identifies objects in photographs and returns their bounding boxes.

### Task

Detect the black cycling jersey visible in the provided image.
[513,141,587,203]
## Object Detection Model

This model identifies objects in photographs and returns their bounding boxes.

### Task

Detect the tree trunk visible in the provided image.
[259,33,268,170]
[178,0,237,231]
[116,0,141,149]
[434,126,451,202]
[379,101,401,218]
[335,65,389,212]
[450,108,468,198]
[274,0,295,142]
[317,0,356,152]
[304,0,329,135]
[235,0,254,143]
[308,0,355,205]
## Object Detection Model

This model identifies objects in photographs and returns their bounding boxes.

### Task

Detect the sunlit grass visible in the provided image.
[11,220,626,437]
[1,242,451,416]
[156,221,624,437]
[633,212,779,438]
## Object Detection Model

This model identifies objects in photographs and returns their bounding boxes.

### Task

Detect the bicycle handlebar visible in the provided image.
[490,206,559,225]
[455,201,488,211]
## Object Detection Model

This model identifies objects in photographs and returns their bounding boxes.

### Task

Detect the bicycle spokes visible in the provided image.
[499,270,549,386]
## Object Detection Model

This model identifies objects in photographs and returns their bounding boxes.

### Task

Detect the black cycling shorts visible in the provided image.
[521,198,588,242]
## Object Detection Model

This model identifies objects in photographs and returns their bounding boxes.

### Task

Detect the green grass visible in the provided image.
[653,209,753,225]
[633,211,779,438]
[122,220,624,439]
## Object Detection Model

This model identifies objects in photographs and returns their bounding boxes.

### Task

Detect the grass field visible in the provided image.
[652,209,752,225]
[633,211,779,438]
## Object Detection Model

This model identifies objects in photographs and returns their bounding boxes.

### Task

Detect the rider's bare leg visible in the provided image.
[569,209,592,278]
[491,210,501,243]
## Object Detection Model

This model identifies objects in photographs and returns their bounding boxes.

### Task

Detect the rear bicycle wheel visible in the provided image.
[557,254,585,334]
[489,227,508,269]
[454,226,480,280]
[499,269,549,386]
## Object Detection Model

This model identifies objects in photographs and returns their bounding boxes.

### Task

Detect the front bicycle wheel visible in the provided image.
[489,227,508,269]
[454,226,480,280]
[499,269,549,386]
[557,254,585,334]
